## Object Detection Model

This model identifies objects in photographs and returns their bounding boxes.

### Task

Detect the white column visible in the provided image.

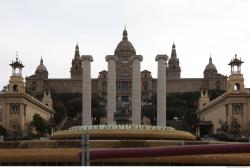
[81,55,93,125]
[105,55,117,124]
[131,55,143,125]
[155,55,168,126]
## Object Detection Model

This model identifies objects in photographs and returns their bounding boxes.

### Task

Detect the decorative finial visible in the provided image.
[172,41,176,48]
[40,56,43,64]
[235,53,237,58]
[76,42,79,50]
[209,55,212,63]
[122,26,128,40]
[16,51,18,61]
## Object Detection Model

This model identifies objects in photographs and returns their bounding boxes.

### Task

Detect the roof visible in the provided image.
[114,29,136,55]
[36,58,47,72]
[0,93,54,114]
[197,90,250,114]
[9,57,24,68]
[204,57,217,71]
[141,70,151,73]
[228,54,244,66]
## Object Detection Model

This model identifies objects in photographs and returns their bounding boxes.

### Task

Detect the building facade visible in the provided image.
[0,57,54,137]
[196,55,250,136]
[25,28,227,124]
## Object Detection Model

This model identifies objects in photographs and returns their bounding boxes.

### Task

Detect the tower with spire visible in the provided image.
[70,43,83,79]
[227,54,245,92]
[8,53,25,94]
[166,43,181,79]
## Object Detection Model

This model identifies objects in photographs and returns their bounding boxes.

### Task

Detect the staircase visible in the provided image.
[60,119,81,130]
[166,120,192,132]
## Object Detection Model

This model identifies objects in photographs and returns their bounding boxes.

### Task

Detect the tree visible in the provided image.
[165,91,200,130]
[53,100,67,125]
[0,125,7,137]
[91,92,106,125]
[229,118,241,135]
[30,114,48,136]
[66,96,82,118]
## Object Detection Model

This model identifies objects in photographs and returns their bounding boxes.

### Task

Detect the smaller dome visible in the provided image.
[205,57,217,71]
[36,57,48,72]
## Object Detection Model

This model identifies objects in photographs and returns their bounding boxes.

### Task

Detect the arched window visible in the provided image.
[234,83,240,91]
[13,85,18,93]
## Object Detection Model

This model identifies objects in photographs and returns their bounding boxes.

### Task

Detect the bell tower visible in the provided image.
[166,43,181,79]
[70,43,83,79]
[8,53,25,94]
[227,54,244,93]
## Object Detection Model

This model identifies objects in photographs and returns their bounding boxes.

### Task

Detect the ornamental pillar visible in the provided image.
[105,55,117,124]
[155,55,168,126]
[131,55,143,125]
[81,55,93,125]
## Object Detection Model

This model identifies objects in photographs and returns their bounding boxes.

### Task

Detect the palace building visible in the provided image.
[25,28,227,124]
[0,56,54,137]
[196,55,250,136]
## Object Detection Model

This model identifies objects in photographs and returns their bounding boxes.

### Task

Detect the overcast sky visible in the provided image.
[1,0,250,89]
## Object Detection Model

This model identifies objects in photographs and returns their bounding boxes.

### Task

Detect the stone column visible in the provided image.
[243,104,247,131]
[131,55,143,125]
[155,55,168,126]
[228,104,232,125]
[19,104,25,134]
[105,55,117,124]
[6,104,10,129]
[81,55,93,125]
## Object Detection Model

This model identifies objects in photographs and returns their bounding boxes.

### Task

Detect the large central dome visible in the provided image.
[114,28,136,55]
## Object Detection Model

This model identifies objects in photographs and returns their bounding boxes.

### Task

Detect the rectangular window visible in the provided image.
[232,103,243,114]
[121,82,129,91]
[121,96,129,102]
[10,104,20,114]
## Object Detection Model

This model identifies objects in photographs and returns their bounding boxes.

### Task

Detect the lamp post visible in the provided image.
[81,132,90,166]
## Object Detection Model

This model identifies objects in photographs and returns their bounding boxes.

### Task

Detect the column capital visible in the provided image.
[130,55,143,62]
[81,55,93,62]
[155,54,168,61]
[105,55,117,62]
